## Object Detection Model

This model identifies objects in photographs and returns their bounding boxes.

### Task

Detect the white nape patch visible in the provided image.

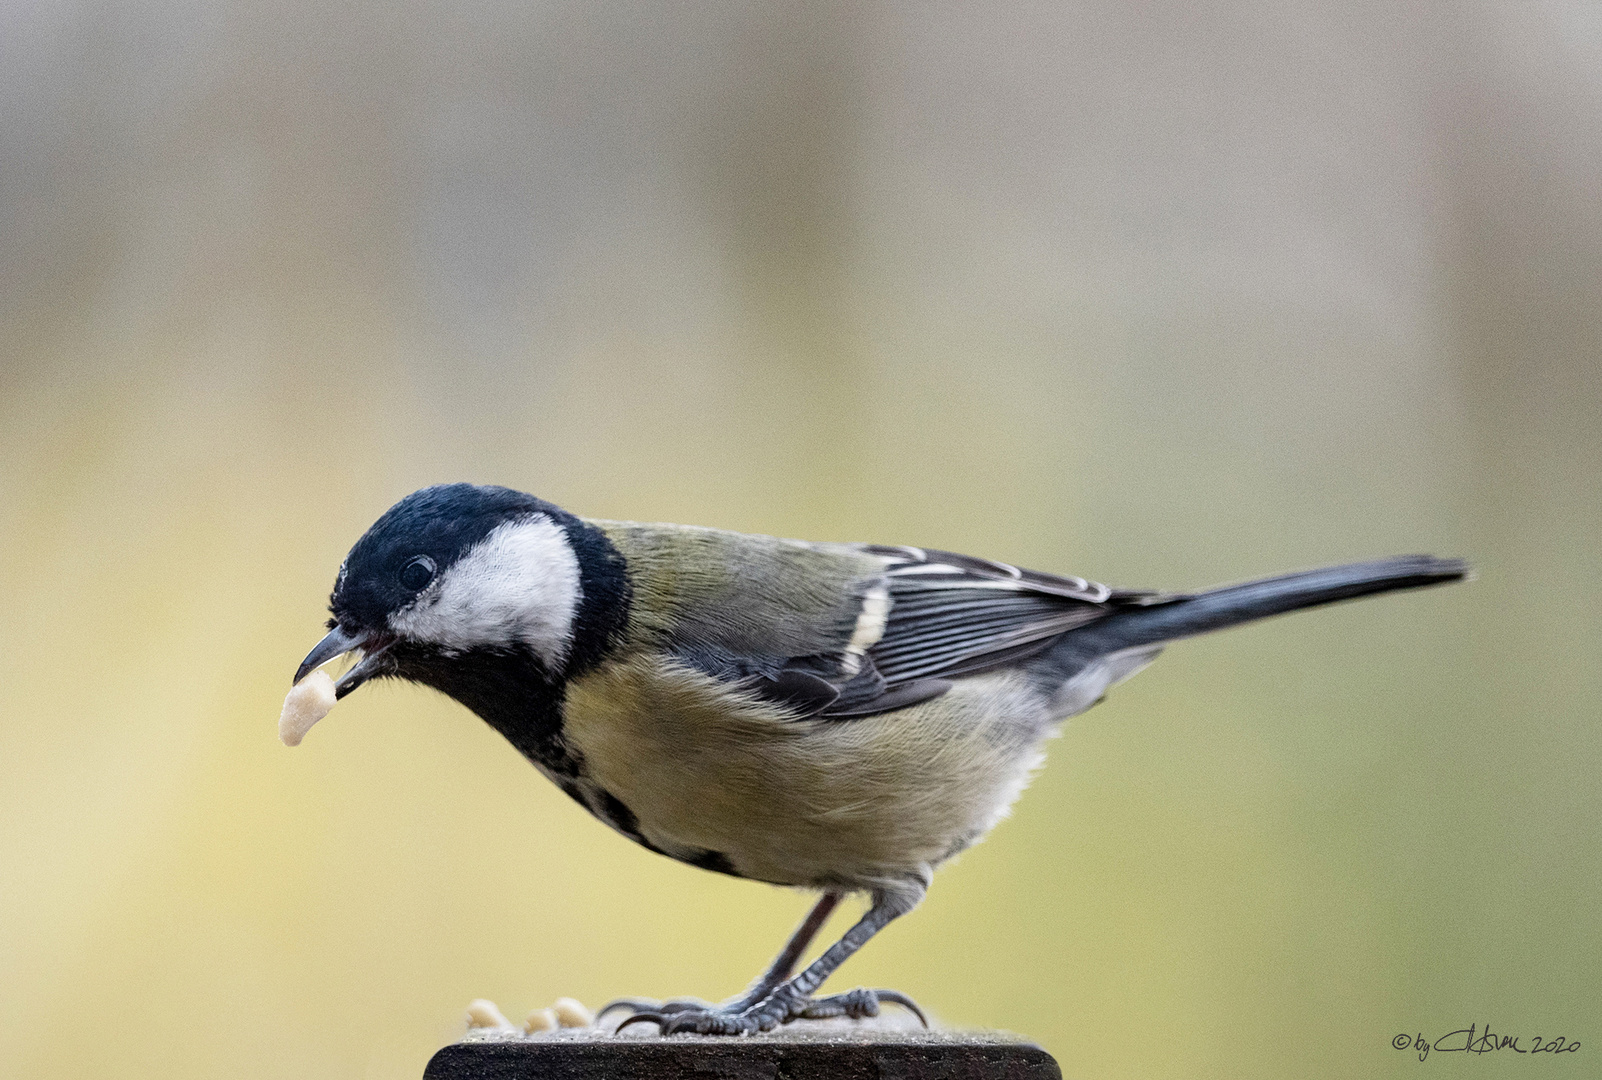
[841,584,891,676]
[388,514,582,667]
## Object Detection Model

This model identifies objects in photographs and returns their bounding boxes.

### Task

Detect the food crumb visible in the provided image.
[524,1008,558,1033]
[552,998,594,1028]
[279,670,337,746]
[465,999,514,1030]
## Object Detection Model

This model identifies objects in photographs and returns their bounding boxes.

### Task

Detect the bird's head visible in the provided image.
[293,483,622,700]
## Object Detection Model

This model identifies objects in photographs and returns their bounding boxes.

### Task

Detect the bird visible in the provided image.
[289,482,1468,1035]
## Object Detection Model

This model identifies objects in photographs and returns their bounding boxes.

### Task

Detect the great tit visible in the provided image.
[291,482,1467,1035]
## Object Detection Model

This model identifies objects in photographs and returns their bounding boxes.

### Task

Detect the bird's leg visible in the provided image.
[599,891,841,1021]
[618,877,929,1036]
[721,889,842,1011]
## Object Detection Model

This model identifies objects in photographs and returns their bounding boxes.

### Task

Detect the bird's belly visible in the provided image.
[560,654,1052,889]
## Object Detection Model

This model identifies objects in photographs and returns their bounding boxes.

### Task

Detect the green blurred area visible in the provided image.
[1,3,1598,1078]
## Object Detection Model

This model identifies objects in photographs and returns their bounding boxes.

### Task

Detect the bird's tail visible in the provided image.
[1069,554,1470,657]
[1036,554,1468,718]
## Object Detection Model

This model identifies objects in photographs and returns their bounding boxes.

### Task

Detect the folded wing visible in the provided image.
[779,546,1164,719]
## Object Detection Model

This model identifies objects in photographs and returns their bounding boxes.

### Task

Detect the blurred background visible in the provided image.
[2,1,1598,1077]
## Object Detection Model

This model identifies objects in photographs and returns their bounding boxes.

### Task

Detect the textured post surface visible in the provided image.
[424,1026,1062,1080]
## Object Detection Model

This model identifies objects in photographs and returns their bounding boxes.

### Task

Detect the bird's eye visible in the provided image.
[399,555,437,591]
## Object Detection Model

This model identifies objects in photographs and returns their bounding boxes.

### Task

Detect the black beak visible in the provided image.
[294,624,398,699]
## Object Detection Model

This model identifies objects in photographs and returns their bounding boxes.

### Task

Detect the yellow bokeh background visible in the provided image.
[2,3,1598,1078]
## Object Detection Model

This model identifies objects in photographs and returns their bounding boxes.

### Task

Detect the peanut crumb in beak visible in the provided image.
[279,669,337,746]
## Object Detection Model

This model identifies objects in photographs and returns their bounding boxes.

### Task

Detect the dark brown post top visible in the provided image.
[424,1027,1063,1080]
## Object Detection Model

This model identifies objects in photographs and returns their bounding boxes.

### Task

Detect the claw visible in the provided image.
[597,998,658,1020]
[600,997,716,1025]
[616,1003,776,1036]
[873,989,929,1027]
[614,1011,670,1033]
[659,1011,715,1036]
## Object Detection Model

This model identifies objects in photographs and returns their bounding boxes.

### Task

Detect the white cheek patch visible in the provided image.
[388,514,583,667]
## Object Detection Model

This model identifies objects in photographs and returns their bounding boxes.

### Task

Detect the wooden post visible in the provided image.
[425,1025,1062,1079]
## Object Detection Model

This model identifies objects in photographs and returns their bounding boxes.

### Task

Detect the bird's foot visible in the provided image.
[611,986,926,1036]
[799,987,925,1023]
[597,997,714,1021]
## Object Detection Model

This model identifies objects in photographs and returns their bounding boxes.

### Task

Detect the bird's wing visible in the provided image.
[721,543,1161,720]
[790,545,1154,717]
[593,520,1160,721]
[862,545,1119,678]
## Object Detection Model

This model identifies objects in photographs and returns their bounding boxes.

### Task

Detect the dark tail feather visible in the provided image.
[1065,555,1470,656]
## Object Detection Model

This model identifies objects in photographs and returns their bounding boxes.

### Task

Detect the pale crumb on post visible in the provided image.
[279,669,337,746]
[523,1008,558,1033]
[465,999,515,1030]
[551,997,594,1028]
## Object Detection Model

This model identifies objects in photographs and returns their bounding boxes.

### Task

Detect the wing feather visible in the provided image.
[805,546,1156,714]
[630,530,1157,721]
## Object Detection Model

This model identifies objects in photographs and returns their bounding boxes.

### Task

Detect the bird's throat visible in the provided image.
[389,642,581,779]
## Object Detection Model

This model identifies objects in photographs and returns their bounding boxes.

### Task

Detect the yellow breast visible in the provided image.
[561,654,1050,889]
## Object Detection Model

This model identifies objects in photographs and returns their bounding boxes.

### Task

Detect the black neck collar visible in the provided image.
[382,511,631,780]
[545,509,632,679]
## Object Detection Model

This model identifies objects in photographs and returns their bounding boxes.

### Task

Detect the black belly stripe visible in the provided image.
[596,790,640,836]
[684,849,741,878]
[555,777,589,810]
[587,788,746,880]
